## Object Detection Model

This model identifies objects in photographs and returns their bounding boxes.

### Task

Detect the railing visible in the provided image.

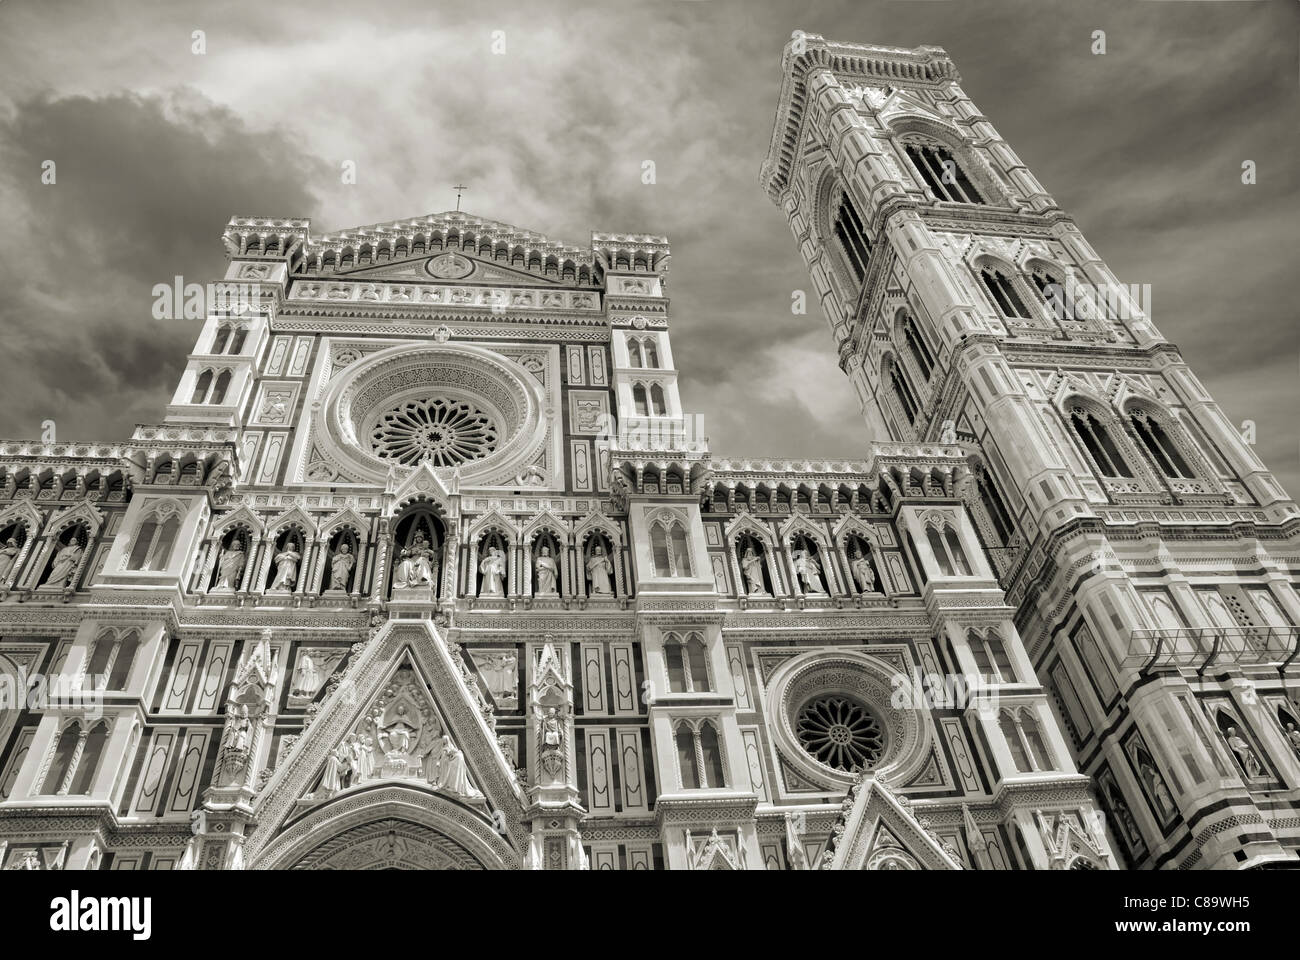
[1123,626,1300,673]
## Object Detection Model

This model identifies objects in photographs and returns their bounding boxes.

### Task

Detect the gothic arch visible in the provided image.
[250,785,518,870]
[320,506,368,540]
[209,504,265,540]
[45,499,103,537]
[884,114,1008,206]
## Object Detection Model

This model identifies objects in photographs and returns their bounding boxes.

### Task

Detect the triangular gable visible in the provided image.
[243,620,527,863]
[210,504,265,539]
[830,777,963,870]
[388,461,460,515]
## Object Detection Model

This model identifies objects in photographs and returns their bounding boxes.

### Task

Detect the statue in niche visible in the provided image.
[230,629,279,716]
[1285,722,1300,758]
[1104,781,1143,850]
[393,533,436,590]
[0,537,20,582]
[740,545,768,597]
[535,544,559,596]
[291,651,319,700]
[849,542,878,593]
[480,545,506,596]
[1137,757,1176,822]
[217,537,246,589]
[791,541,826,594]
[429,734,482,799]
[541,707,563,752]
[1224,726,1262,778]
[42,536,82,588]
[329,541,355,591]
[586,542,613,595]
[271,539,301,590]
[232,711,252,753]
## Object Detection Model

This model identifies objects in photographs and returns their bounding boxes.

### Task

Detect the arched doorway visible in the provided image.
[251,785,519,870]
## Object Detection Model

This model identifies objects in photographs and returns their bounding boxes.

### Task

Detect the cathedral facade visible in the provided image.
[0,34,1296,871]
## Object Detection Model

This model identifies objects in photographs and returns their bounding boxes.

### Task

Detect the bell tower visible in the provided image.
[763,33,1300,869]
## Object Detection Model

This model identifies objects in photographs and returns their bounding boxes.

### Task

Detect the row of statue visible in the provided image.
[317,731,482,801]
[0,535,85,589]
[210,531,617,597]
[739,540,879,597]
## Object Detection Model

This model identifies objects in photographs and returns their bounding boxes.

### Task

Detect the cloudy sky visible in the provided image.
[0,0,1296,491]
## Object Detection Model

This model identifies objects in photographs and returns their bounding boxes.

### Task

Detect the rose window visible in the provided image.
[795,695,884,772]
[370,398,499,467]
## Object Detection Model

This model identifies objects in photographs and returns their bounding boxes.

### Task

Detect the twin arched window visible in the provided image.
[925,521,971,577]
[979,267,1034,320]
[904,141,985,205]
[998,708,1054,774]
[211,323,248,355]
[631,383,667,417]
[675,719,726,789]
[650,517,692,578]
[976,467,1015,546]
[665,632,711,693]
[40,719,110,795]
[1128,408,1194,479]
[885,356,922,427]
[627,337,660,369]
[191,368,233,405]
[127,504,182,571]
[1069,405,1132,479]
[969,629,1017,683]
[85,630,140,691]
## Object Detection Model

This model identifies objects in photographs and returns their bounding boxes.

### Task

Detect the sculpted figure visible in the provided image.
[292,651,319,698]
[217,537,246,589]
[740,546,768,597]
[480,545,506,596]
[792,546,825,594]
[321,743,350,794]
[42,537,83,588]
[849,545,877,593]
[393,547,413,588]
[0,537,20,582]
[586,542,613,595]
[329,541,355,591]
[542,707,563,751]
[535,545,558,596]
[1139,759,1175,821]
[431,734,481,799]
[1225,726,1262,778]
[410,533,436,585]
[271,540,301,590]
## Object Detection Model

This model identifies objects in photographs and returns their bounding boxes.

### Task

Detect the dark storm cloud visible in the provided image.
[0,89,325,440]
[0,0,1294,490]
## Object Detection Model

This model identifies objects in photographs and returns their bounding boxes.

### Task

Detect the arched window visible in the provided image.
[1021,712,1054,771]
[665,636,687,691]
[228,327,247,354]
[902,314,935,380]
[927,526,953,577]
[628,339,643,368]
[944,527,970,576]
[675,724,701,788]
[643,340,659,368]
[904,141,984,204]
[699,722,726,788]
[632,384,649,417]
[210,370,232,405]
[686,634,710,691]
[979,267,1033,320]
[1128,408,1194,479]
[999,712,1032,773]
[649,384,667,416]
[669,523,691,577]
[650,525,671,577]
[190,370,213,405]
[211,324,232,354]
[85,630,140,691]
[1069,405,1133,478]
[41,722,82,794]
[977,468,1014,545]
[833,194,872,282]
[888,359,921,426]
[106,633,139,690]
